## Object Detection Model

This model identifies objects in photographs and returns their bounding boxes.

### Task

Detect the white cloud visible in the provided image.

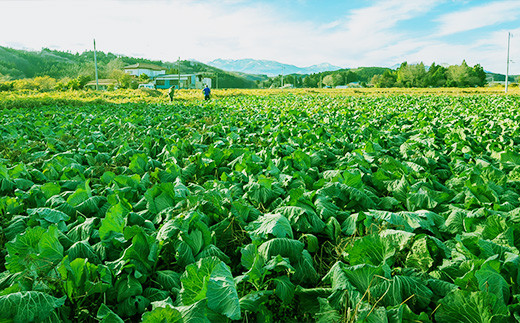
[0,0,518,74]
[436,1,520,36]
[0,0,440,66]
[377,27,520,74]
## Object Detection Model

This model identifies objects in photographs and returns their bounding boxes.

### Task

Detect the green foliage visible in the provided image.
[0,92,519,321]
[0,291,66,322]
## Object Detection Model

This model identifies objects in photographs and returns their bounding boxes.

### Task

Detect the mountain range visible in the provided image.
[207,59,343,76]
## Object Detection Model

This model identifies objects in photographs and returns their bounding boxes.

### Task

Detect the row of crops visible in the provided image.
[1,92,520,322]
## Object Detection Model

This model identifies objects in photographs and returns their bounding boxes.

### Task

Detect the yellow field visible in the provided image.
[1,86,519,108]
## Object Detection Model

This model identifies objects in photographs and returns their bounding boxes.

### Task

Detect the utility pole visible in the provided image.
[177,57,181,89]
[281,66,284,88]
[506,32,511,94]
[93,39,99,90]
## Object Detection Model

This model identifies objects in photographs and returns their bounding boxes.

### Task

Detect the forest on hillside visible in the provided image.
[0,47,258,90]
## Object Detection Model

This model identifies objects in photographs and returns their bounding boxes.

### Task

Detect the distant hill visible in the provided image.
[0,46,259,89]
[485,71,517,83]
[207,58,342,76]
[265,66,392,88]
[228,71,269,83]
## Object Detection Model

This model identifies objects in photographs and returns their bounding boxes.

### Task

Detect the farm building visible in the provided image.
[85,79,118,90]
[154,74,212,89]
[124,63,166,78]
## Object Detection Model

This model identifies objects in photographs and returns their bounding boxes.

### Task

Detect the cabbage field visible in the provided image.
[1,91,520,322]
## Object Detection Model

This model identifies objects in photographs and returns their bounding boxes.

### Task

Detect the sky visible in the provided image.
[1,0,519,74]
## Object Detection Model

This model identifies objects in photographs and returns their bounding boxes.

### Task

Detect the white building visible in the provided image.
[154,74,212,89]
[124,63,167,78]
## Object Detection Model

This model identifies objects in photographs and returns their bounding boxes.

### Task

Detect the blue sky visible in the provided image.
[1,0,519,74]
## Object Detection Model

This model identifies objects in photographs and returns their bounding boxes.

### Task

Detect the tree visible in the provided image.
[106,58,125,76]
[284,75,295,86]
[396,62,427,87]
[472,64,487,87]
[138,73,150,83]
[293,75,302,87]
[372,70,396,88]
[332,73,344,87]
[447,60,472,87]
[344,71,359,84]
[322,74,334,87]
[303,75,318,88]
[118,73,135,89]
[425,63,447,87]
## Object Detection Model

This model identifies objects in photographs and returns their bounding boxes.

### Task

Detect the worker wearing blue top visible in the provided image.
[203,85,211,100]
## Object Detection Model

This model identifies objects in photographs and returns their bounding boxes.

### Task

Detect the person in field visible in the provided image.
[168,86,175,102]
[203,85,211,100]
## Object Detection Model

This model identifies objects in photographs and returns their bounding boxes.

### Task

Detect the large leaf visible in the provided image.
[405,235,450,272]
[156,270,182,292]
[370,274,433,310]
[179,256,222,305]
[5,225,63,275]
[347,233,395,266]
[142,306,183,323]
[315,297,342,323]
[179,256,240,320]
[244,180,282,206]
[27,207,70,231]
[364,209,444,234]
[117,295,150,317]
[275,205,326,234]
[322,262,353,291]
[239,291,272,312]
[97,303,125,323]
[76,196,107,216]
[175,299,210,323]
[196,244,231,264]
[66,217,99,242]
[206,261,241,320]
[143,288,171,302]
[58,257,110,301]
[120,226,158,276]
[475,255,510,304]
[343,263,386,294]
[274,276,295,303]
[258,238,304,264]
[67,240,100,264]
[435,290,510,322]
[245,212,294,240]
[116,274,143,302]
[0,291,66,322]
[293,250,319,284]
[99,201,128,243]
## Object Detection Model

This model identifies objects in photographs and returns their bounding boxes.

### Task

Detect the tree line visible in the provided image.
[261,67,390,88]
[262,61,490,88]
[372,61,487,88]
